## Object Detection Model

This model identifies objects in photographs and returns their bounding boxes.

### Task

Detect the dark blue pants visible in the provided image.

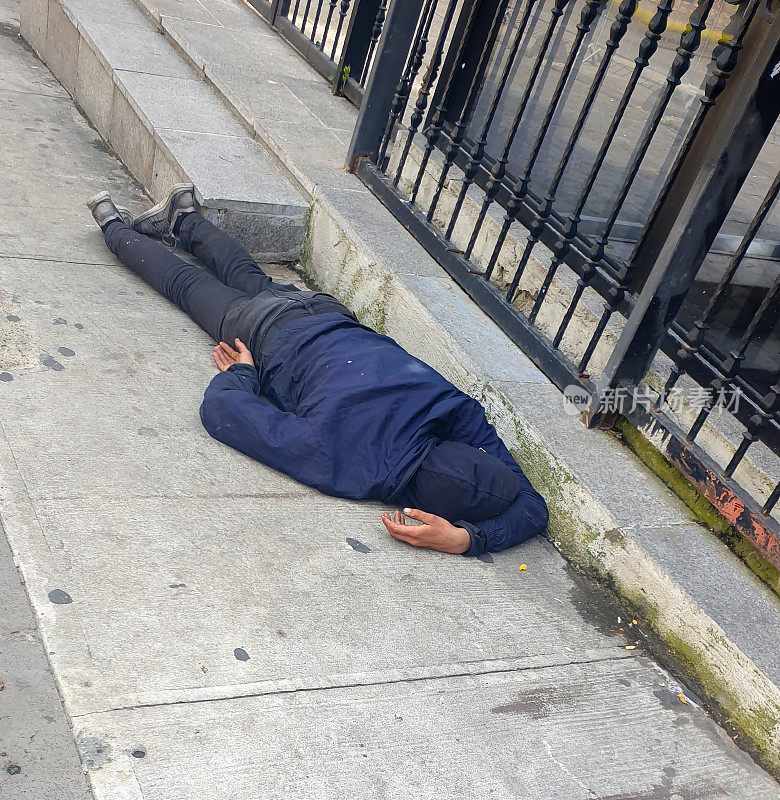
[104,214,354,356]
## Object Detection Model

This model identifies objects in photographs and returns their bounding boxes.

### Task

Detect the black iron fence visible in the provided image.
[246,0,390,103]
[347,0,780,566]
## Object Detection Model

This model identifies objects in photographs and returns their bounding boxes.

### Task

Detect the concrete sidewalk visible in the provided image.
[0,520,91,799]
[93,0,780,771]
[0,2,779,799]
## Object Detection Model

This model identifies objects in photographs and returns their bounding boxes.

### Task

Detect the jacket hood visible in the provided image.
[399,440,521,523]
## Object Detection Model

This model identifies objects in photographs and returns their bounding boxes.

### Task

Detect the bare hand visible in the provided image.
[381,508,471,554]
[213,339,254,372]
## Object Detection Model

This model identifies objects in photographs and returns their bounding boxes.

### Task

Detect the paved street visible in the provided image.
[0,1,778,797]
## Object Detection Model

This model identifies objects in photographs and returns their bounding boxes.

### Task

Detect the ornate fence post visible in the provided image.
[346,0,425,171]
[335,0,384,96]
[592,15,780,423]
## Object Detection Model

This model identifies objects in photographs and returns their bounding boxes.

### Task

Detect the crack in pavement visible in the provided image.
[71,650,634,719]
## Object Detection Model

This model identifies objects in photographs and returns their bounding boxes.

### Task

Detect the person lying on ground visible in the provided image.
[87,185,549,556]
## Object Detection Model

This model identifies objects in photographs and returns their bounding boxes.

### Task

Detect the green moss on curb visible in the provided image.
[615,417,780,598]
[505,417,603,571]
[717,529,780,596]
[492,399,780,776]
[581,550,780,777]
[355,297,387,335]
[338,270,361,311]
[304,209,389,335]
[659,628,780,775]
[615,417,723,530]
[298,216,316,285]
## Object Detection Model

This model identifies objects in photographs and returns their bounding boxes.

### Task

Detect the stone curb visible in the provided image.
[20,0,780,776]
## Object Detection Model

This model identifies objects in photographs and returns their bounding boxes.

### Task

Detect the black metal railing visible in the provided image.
[245,0,391,104]
[348,0,780,567]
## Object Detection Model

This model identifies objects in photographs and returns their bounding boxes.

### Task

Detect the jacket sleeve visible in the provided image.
[447,399,549,557]
[199,364,328,490]
[456,493,548,557]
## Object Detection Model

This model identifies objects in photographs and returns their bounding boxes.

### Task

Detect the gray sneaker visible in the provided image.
[133,183,197,240]
[169,185,198,236]
[86,191,133,229]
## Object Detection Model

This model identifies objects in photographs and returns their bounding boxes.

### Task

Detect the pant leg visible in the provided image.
[171,214,358,354]
[177,213,282,297]
[104,221,250,343]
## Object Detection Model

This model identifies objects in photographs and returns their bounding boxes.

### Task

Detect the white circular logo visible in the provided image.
[562,384,594,416]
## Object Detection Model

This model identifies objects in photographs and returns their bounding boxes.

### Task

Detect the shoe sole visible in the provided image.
[85,192,133,226]
[85,190,111,210]
[133,183,195,226]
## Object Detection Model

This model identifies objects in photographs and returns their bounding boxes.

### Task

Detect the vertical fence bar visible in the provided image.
[302,0,315,33]
[273,0,291,24]
[661,168,780,407]
[541,0,675,341]
[330,0,355,60]
[409,0,485,205]
[346,0,427,170]
[320,0,340,49]
[376,0,438,168]
[464,0,576,259]
[486,0,606,286]
[593,24,780,420]
[392,0,461,186]
[446,0,546,239]
[362,0,389,80]
[335,0,383,93]
[626,0,763,290]
[525,0,638,326]
[725,371,779,479]
[426,0,510,221]
[574,0,724,372]
[626,4,779,295]
[309,0,327,42]
[686,274,779,445]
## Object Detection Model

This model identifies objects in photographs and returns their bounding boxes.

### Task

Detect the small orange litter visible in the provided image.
[677,694,688,705]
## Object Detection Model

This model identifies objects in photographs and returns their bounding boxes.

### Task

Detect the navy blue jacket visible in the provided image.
[199,313,548,556]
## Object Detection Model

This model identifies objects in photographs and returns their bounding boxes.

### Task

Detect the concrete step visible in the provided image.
[18,0,780,780]
[20,0,308,262]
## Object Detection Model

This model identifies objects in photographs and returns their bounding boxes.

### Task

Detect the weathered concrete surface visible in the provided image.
[0,522,91,799]
[4,2,779,797]
[18,0,308,262]
[75,659,775,800]
[4,491,631,717]
[85,0,780,772]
